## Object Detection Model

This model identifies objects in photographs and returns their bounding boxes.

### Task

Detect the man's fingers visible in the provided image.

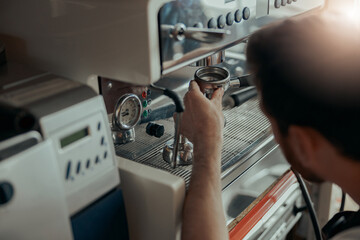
[211,88,224,105]
[188,80,201,92]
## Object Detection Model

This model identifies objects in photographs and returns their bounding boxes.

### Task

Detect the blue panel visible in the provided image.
[71,189,129,240]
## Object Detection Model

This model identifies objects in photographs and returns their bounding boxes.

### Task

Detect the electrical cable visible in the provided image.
[292,169,323,240]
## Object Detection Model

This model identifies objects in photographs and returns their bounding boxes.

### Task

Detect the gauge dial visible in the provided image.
[114,94,142,130]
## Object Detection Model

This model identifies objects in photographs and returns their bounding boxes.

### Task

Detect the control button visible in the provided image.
[226,12,234,26]
[147,89,151,96]
[97,122,101,131]
[86,159,90,169]
[95,156,100,164]
[275,0,281,8]
[281,0,287,6]
[287,0,293,3]
[76,161,81,174]
[235,9,242,23]
[243,7,250,20]
[146,122,165,138]
[104,151,108,159]
[141,91,147,99]
[217,15,226,29]
[142,100,148,108]
[208,18,217,28]
[101,136,105,145]
[193,22,204,28]
[66,161,71,180]
[147,99,152,106]
[142,110,149,118]
[0,182,14,205]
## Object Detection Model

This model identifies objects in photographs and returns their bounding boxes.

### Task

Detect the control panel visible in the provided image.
[40,95,120,215]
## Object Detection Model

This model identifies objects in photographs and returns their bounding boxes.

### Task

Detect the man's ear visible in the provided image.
[287,125,319,168]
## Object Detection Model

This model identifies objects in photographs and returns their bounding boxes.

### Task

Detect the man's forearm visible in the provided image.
[181,146,228,240]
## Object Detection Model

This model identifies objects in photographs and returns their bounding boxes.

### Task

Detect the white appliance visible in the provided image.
[0,75,120,216]
[0,131,73,240]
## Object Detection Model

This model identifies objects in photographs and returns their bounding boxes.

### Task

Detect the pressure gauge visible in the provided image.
[113,94,142,130]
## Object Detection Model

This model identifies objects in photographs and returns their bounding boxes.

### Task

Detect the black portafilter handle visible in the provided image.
[229,74,253,88]
[230,87,258,107]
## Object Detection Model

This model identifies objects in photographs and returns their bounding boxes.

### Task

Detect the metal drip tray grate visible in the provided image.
[115,98,271,187]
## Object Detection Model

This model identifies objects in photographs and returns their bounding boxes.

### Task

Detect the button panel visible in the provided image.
[198,7,252,31]
[62,113,113,184]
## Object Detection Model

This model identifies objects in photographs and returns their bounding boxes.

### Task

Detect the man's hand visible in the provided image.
[180,81,229,240]
[179,81,224,148]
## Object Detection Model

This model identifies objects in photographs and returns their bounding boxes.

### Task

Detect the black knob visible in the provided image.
[146,122,165,138]
[0,182,14,205]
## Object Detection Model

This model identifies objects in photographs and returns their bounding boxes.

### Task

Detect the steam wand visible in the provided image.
[149,84,185,168]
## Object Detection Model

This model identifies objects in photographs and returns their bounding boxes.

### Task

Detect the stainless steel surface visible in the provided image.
[162,23,230,43]
[115,98,272,188]
[163,135,193,166]
[190,50,225,67]
[112,126,136,145]
[160,0,325,75]
[171,112,182,168]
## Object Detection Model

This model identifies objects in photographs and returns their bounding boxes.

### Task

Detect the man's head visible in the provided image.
[246,13,360,182]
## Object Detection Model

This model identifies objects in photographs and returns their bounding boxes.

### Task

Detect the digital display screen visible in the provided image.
[60,128,89,148]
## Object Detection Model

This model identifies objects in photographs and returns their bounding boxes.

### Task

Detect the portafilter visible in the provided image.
[194,66,252,98]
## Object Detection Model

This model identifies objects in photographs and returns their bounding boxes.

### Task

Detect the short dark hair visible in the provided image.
[246,14,360,160]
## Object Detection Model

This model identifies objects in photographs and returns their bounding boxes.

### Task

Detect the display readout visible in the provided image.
[60,127,89,148]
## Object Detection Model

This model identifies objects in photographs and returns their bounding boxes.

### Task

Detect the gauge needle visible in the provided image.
[121,109,130,117]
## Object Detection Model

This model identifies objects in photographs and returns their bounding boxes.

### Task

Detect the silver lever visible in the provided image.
[161,23,230,43]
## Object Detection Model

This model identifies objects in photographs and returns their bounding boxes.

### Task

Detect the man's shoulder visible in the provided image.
[331,226,360,240]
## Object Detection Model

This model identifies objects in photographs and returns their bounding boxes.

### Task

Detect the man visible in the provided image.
[180,13,360,240]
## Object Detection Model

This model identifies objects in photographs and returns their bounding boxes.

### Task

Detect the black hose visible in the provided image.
[149,84,184,113]
[292,169,323,240]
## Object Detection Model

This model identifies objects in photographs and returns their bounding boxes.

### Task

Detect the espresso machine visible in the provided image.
[0,0,327,239]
